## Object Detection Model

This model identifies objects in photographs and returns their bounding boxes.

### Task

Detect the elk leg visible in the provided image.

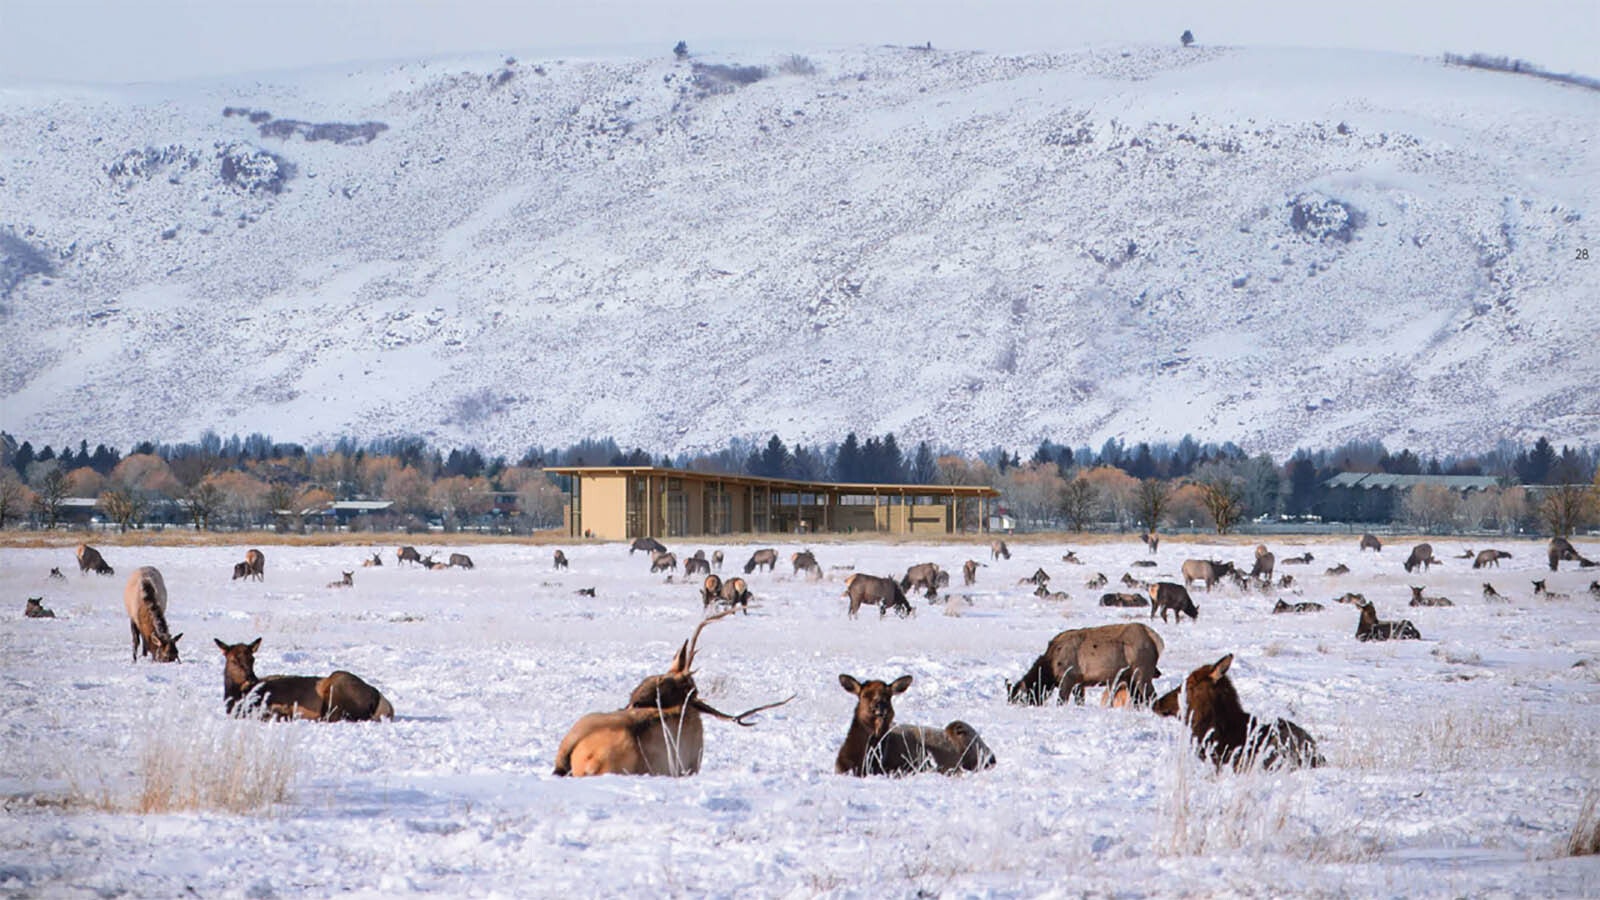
[130,621,141,662]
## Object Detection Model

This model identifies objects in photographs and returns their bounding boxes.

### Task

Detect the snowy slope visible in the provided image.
[1,44,1596,456]
[1,536,1598,896]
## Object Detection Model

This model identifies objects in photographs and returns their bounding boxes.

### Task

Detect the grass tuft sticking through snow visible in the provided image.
[1564,791,1600,857]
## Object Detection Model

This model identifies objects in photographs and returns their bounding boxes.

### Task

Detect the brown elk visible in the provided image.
[962,559,984,586]
[328,571,354,588]
[700,574,723,609]
[630,537,667,555]
[1278,574,1295,588]
[835,674,994,776]
[553,549,569,570]
[711,550,724,571]
[717,576,752,613]
[448,553,474,569]
[1149,582,1198,622]
[1033,584,1069,601]
[1164,654,1324,771]
[1281,552,1314,565]
[25,597,55,618]
[1248,546,1276,583]
[1548,537,1597,571]
[684,556,710,576]
[792,551,822,579]
[743,548,778,574]
[1061,550,1083,564]
[1473,549,1511,569]
[1008,623,1163,705]
[1533,579,1572,601]
[421,554,448,570]
[1341,595,1421,641]
[1099,592,1148,607]
[1019,568,1050,588]
[1324,563,1351,576]
[1590,581,1600,599]
[1140,532,1160,554]
[903,563,947,597]
[843,573,913,618]
[124,566,181,662]
[1359,533,1383,552]
[575,587,597,597]
[553,612,790,777]
[362,552,384,568]
[231,562,252,580]
[1181,559,1236,591]
[397,545,422,566]
[215,638,393,721]
[650,551,678,573]
[1402,543,1439,574]
[1408,585,1452,607]
[990,539,1011,560]
[76,543,113,576]
[244,548,266,580]
[1272,599,1324,613]
[48,566,66,580]
[1085,572,1108,589]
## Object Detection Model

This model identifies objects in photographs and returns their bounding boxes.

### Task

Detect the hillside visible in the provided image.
[1,44,1595,457]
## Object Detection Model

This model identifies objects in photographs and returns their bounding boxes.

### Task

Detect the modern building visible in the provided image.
[545,466,1001,540]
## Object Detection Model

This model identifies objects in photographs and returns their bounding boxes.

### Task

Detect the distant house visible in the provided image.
[299,500,396,527]
[1320,472,1503,523]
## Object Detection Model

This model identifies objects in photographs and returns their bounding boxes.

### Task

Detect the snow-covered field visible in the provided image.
[2,536,1598,897]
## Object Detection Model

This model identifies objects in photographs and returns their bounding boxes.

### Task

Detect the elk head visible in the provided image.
[840,673,912,740]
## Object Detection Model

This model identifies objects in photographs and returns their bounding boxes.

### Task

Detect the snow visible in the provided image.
[2,535,1598,896]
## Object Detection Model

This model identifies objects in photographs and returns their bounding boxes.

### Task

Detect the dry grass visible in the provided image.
[1336,706,1600,771]
[1564,791,1600,857]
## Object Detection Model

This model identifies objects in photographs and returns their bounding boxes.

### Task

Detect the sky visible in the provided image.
[1,0,1595,85]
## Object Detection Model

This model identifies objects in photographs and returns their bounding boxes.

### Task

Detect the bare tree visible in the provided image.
[1133,478,1172,534]
[32,467,68,529]
[100,488,146,533]
[185,479,224,531]
[1539,483,1597,538]
[1197,477,1246,534]
[1059,476,1098,532]
[1403,484,1461,534]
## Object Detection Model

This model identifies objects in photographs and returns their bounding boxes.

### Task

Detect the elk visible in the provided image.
[244,548,266,581]
[1281,552,1314,565]
[835,674,994,776]
[650,551,678,573]
[1472,549,1511,569]
[743,548,778,574]
[1482,583,1503,602]
[553,611,790,777]
[76,543,113,576]
[553,549,569,570]
[1061,550,1083,564]
[1099,592,1148,607]
[1140,532,1160,554]
[962,559,984,586]
[25,597,55,618]
[215,638,393,721]
[1324,563,1350,576]
[792,551,822,579]
[1019,568,1050,588]
[717,576,752,613]
[124,566,181,663]
[1033,584,1069,602]
[1278,574,1295,589]
[1164,654,1324,771]
[397,546,422,566]
[231,562,252,580]
[630,537,667,555]
[1548,537,1597,571]
[1007,623,1164,705]
[1342,595,1420,641]
[328,571,354,589]
[1408,585,1452,607]
[1085,572,1108,589]
[1533,579,1572,601]
[1359,533,1383,552]
[1149,582,1198,622]
[448,553,474,569]
[1181,559,1236,591]
[711,550,724,571]
[684,555,710,576]
[1131,559,1158,568]
[1455,548,1477,559]
[990,539,1011,560]
[902,563,947,598]
[700,574,723,609]
[1272,599,1324,614]
[1590,581,1600,599]
[1403,543,1439,574]
[1120,572,1142,588]
[421,554,448,570]
[47,567,65,581]
[362,552,384,567]
[575,587,597,597]
[1249,546,1276,583]
[843,573,913,618]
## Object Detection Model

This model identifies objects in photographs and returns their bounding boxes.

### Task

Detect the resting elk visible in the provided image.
[1007,623,1163,705]
[1272,599,1324,614]
[1324,563,1351,576]
[125,566,182,662]
[743,548,778,574]
[215,638,393,721]
[1402,543,1439,574]
[553,611,790,776]
[76,543,114,576]
[1533,579,1572,601]
[834,674,995,776]
[843,573,913,618]
[1408,585,1452,607]
[25,597,55,618]
[1340,595,1421,641]
[1281,551,1314,565]
[1085,572,1108,590]
[328,572,354,589]
[48,567,65,580]
[1160,654,1324,771]
[362,552,384,568]
[1099,592,1147,607]
[1482,583,1503,601]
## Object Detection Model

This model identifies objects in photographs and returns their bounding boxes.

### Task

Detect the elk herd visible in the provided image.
[18,531,1600,785]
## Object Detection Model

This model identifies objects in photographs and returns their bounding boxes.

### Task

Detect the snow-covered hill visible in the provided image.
[2,44,1595,457]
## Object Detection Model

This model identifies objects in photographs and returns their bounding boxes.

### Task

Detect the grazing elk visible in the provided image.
[1007,623,1164,705]
[630,537,667,556]
[1099,592,1148,607]
[1181,559,1236,592]
[553,549,569,570]
[1360,533,1383,552]
[1408,585,1452,607]
[231,562,252,581]
[47,567,65,581]
[1281,552,1314,565]
[650,551,678,573]
[1342,595,1421,641]
[744,548,778,574]
[843,573,913,618]
[1272,599,1324,614]
[1131,560,1158,569]
[397,545,422,566]
[902,563,947,598]
[1548,537,1597,571]
[962,559,984,586]
[362,552,384,568]
[1249,546,1276,584]
[792,551,822,579]
[1163,654,1324,771]
[1482,583,1503,602]
[328,572,354,589]
[215,638,393,721]
[244,548,266,580]
[553,612,789,777]
[711,550,724,571]
[76,543,113,576]
[700,574,723,609]
[1533,579,1572,601]
[448,553,474,569]
[717,576,752,614]
[684,555,710,576]
[835,674,995,776]
[990,539,1011,560]
[1473,549,1512,569]
[25,597,55,618]
[1403,543,1439,574]
[124,566,181,663]
[1086,572,1108,590]
[1141,532,1161,554]
[1325,563,1351,576]
[1149,582,1198,622]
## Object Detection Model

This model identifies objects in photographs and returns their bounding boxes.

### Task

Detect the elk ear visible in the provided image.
[670,640,691,674]
[890,674,913,694]
[1210,654,1233,680]
[170,633,184,644]
[248,637,262,653]
[839,674,862,695]
[215,638,230,653]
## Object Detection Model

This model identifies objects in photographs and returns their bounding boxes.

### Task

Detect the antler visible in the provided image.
[686,608,736,670]
[692,693,796,727]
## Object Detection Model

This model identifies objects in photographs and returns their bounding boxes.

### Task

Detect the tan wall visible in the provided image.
[579,475,629,541]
